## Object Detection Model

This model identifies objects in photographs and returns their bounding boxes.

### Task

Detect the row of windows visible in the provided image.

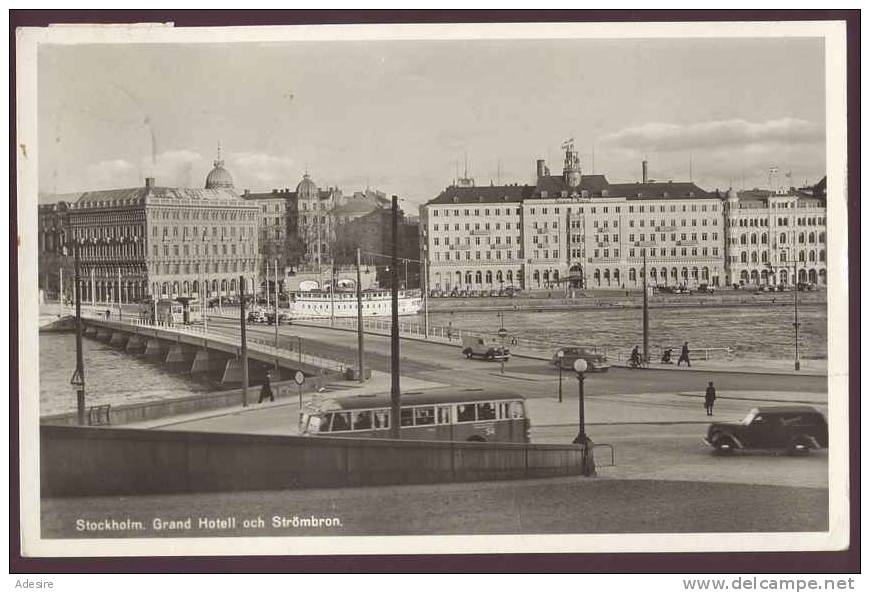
[434,236,519,246]
[156,209,255,222]
[433,250,519,261]
[732,232,826,246]
[153,243,253,257]
[152,225,255,239]
[430,203,720,218]
[150,260,257,276]
[732,249,826,264]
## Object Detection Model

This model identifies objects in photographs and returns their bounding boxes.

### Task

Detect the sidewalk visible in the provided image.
[526,389,827,428]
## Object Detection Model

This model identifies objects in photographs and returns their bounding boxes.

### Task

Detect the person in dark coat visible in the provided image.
[704,381,716,416]
[678,341,691,367]
[259,371,274,403]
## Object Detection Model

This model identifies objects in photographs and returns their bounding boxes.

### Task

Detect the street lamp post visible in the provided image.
[573,357,595,476]
[557,350,564,403]
[766,261,801,371]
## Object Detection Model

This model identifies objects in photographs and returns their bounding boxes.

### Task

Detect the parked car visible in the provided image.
[655,286,674,294]
[461,335,510,361]
[704,405,828,455]
[697,283,716,294]
[797,282,816,291]
[551,347,610,372]
[266,311,292,325]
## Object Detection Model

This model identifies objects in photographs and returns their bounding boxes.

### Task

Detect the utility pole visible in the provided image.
[330,262,335,327]
[70,241,86,425]
[793,260,800,371]
[389,195,401,438]
[274,259,280,372]
[356,247,365,383]
[642,248,649,364]
[240,275,249,407]
[59,267,64,309]
[422,252,430,337]
[117,267,123,321]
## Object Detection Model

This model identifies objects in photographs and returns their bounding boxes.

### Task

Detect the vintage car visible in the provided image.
[461,335,510,361]
[704,405,828,455]
[551,347,610,372]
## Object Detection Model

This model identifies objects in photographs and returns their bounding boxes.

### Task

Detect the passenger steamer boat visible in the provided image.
[287,289,422,319]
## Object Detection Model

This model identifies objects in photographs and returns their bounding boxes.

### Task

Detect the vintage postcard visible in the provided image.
[15,18,850,559]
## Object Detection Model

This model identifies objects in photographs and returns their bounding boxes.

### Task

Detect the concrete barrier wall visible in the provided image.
[40,377,327,427]
[40,425,585,497]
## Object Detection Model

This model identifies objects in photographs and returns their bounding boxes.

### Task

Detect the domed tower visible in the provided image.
[205,145,234,190]
[296,173,329,268]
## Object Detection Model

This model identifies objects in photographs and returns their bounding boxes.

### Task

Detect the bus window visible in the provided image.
[320,413,333,433]
[352,410,372,430]
[331,412,351,432]
[497,402,509,419]
[414,406,435,426]
[477,402,496,421]
[509,401,525,419]
[373,410,389,429]
[400,408,414,427]
[437,406,451,424]
[457,404,476,423]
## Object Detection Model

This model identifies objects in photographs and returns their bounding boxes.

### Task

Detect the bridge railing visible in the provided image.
[301,316,733,364]
[126,318,348,373]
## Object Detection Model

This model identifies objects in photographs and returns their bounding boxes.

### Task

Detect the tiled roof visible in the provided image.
[74,186,247,207]
[606,181,716,200]
[38,191,83,205]
[426,184,535,205]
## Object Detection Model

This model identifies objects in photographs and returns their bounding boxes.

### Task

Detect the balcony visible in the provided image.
[470,229,491,236]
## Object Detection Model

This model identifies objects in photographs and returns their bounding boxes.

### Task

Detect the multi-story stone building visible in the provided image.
[724,178,827,287]
[421,142,726,292]
[58,157,259,304]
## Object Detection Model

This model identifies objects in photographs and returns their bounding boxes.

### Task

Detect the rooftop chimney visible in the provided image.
[536,159,547,179]
[145,177,155,189]
[642,160,648,184]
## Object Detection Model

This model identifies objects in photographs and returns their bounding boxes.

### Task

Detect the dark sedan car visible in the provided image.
[551,347,610,372]
[704,405,828,455]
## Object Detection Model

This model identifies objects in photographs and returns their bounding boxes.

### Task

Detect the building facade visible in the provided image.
[723,181,827,287]
[60,158,260,304]
[421,143,821,293]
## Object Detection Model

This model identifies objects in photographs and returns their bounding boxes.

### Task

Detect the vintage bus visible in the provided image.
[299,388,529,443]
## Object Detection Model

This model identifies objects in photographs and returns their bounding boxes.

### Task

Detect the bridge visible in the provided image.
[76,316,349,386]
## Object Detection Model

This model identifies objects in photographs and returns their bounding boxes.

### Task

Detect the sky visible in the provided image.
[37,36,826,206]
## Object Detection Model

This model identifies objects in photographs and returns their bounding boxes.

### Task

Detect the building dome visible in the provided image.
[726,188,739,201]
[205,159,234,189]
[296,173,318,199]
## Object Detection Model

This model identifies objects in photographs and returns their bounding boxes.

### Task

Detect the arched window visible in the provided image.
[780,251,787,263]
[819,232,826,243]
[182,280,190,295]
[465,271,472,285]
[671,267,678,279]
[506,270,513,283]
[798,232,805,244]
[740,234,747,245]
[172,281,179,296]
[761,251,768,263]
[485,270,492,285]
[761,233,768,244]
[230,279,237,293]
[496,271,503,283]
[702,267,709,280]
[780,233,787,244]
[161,282,169,296]
[819,249,826,262]
[750,233,757,245]
[691,267,699,280]
[808,232,815,244]
[740,251,748,263]
[681,267,689,280]
[650,267,657,278]
[799,250,806,262]
[809,250,816,262]
[629,268,637,282]
[750,252,757,263]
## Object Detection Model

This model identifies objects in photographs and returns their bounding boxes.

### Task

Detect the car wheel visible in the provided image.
[712,435,736,454]
[467,435,486,443]
[464,349,473,359]
[789,435,813,456]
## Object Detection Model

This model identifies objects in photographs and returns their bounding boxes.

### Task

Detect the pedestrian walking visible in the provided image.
[258,371,274,404]
[677,341,691,367]
[704,381,717,416]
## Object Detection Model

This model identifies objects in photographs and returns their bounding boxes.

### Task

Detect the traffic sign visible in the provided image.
[497,328,508,338]
[294,371,305,385]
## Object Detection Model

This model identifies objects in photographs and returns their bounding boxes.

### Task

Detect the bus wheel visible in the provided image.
[467,435,486,442]
[463,349,473,359]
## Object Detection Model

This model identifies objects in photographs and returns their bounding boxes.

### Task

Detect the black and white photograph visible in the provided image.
[14,17,852,561]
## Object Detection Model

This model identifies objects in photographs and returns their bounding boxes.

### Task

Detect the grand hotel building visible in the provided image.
[420,144,826,292]
[46,156,260,303]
